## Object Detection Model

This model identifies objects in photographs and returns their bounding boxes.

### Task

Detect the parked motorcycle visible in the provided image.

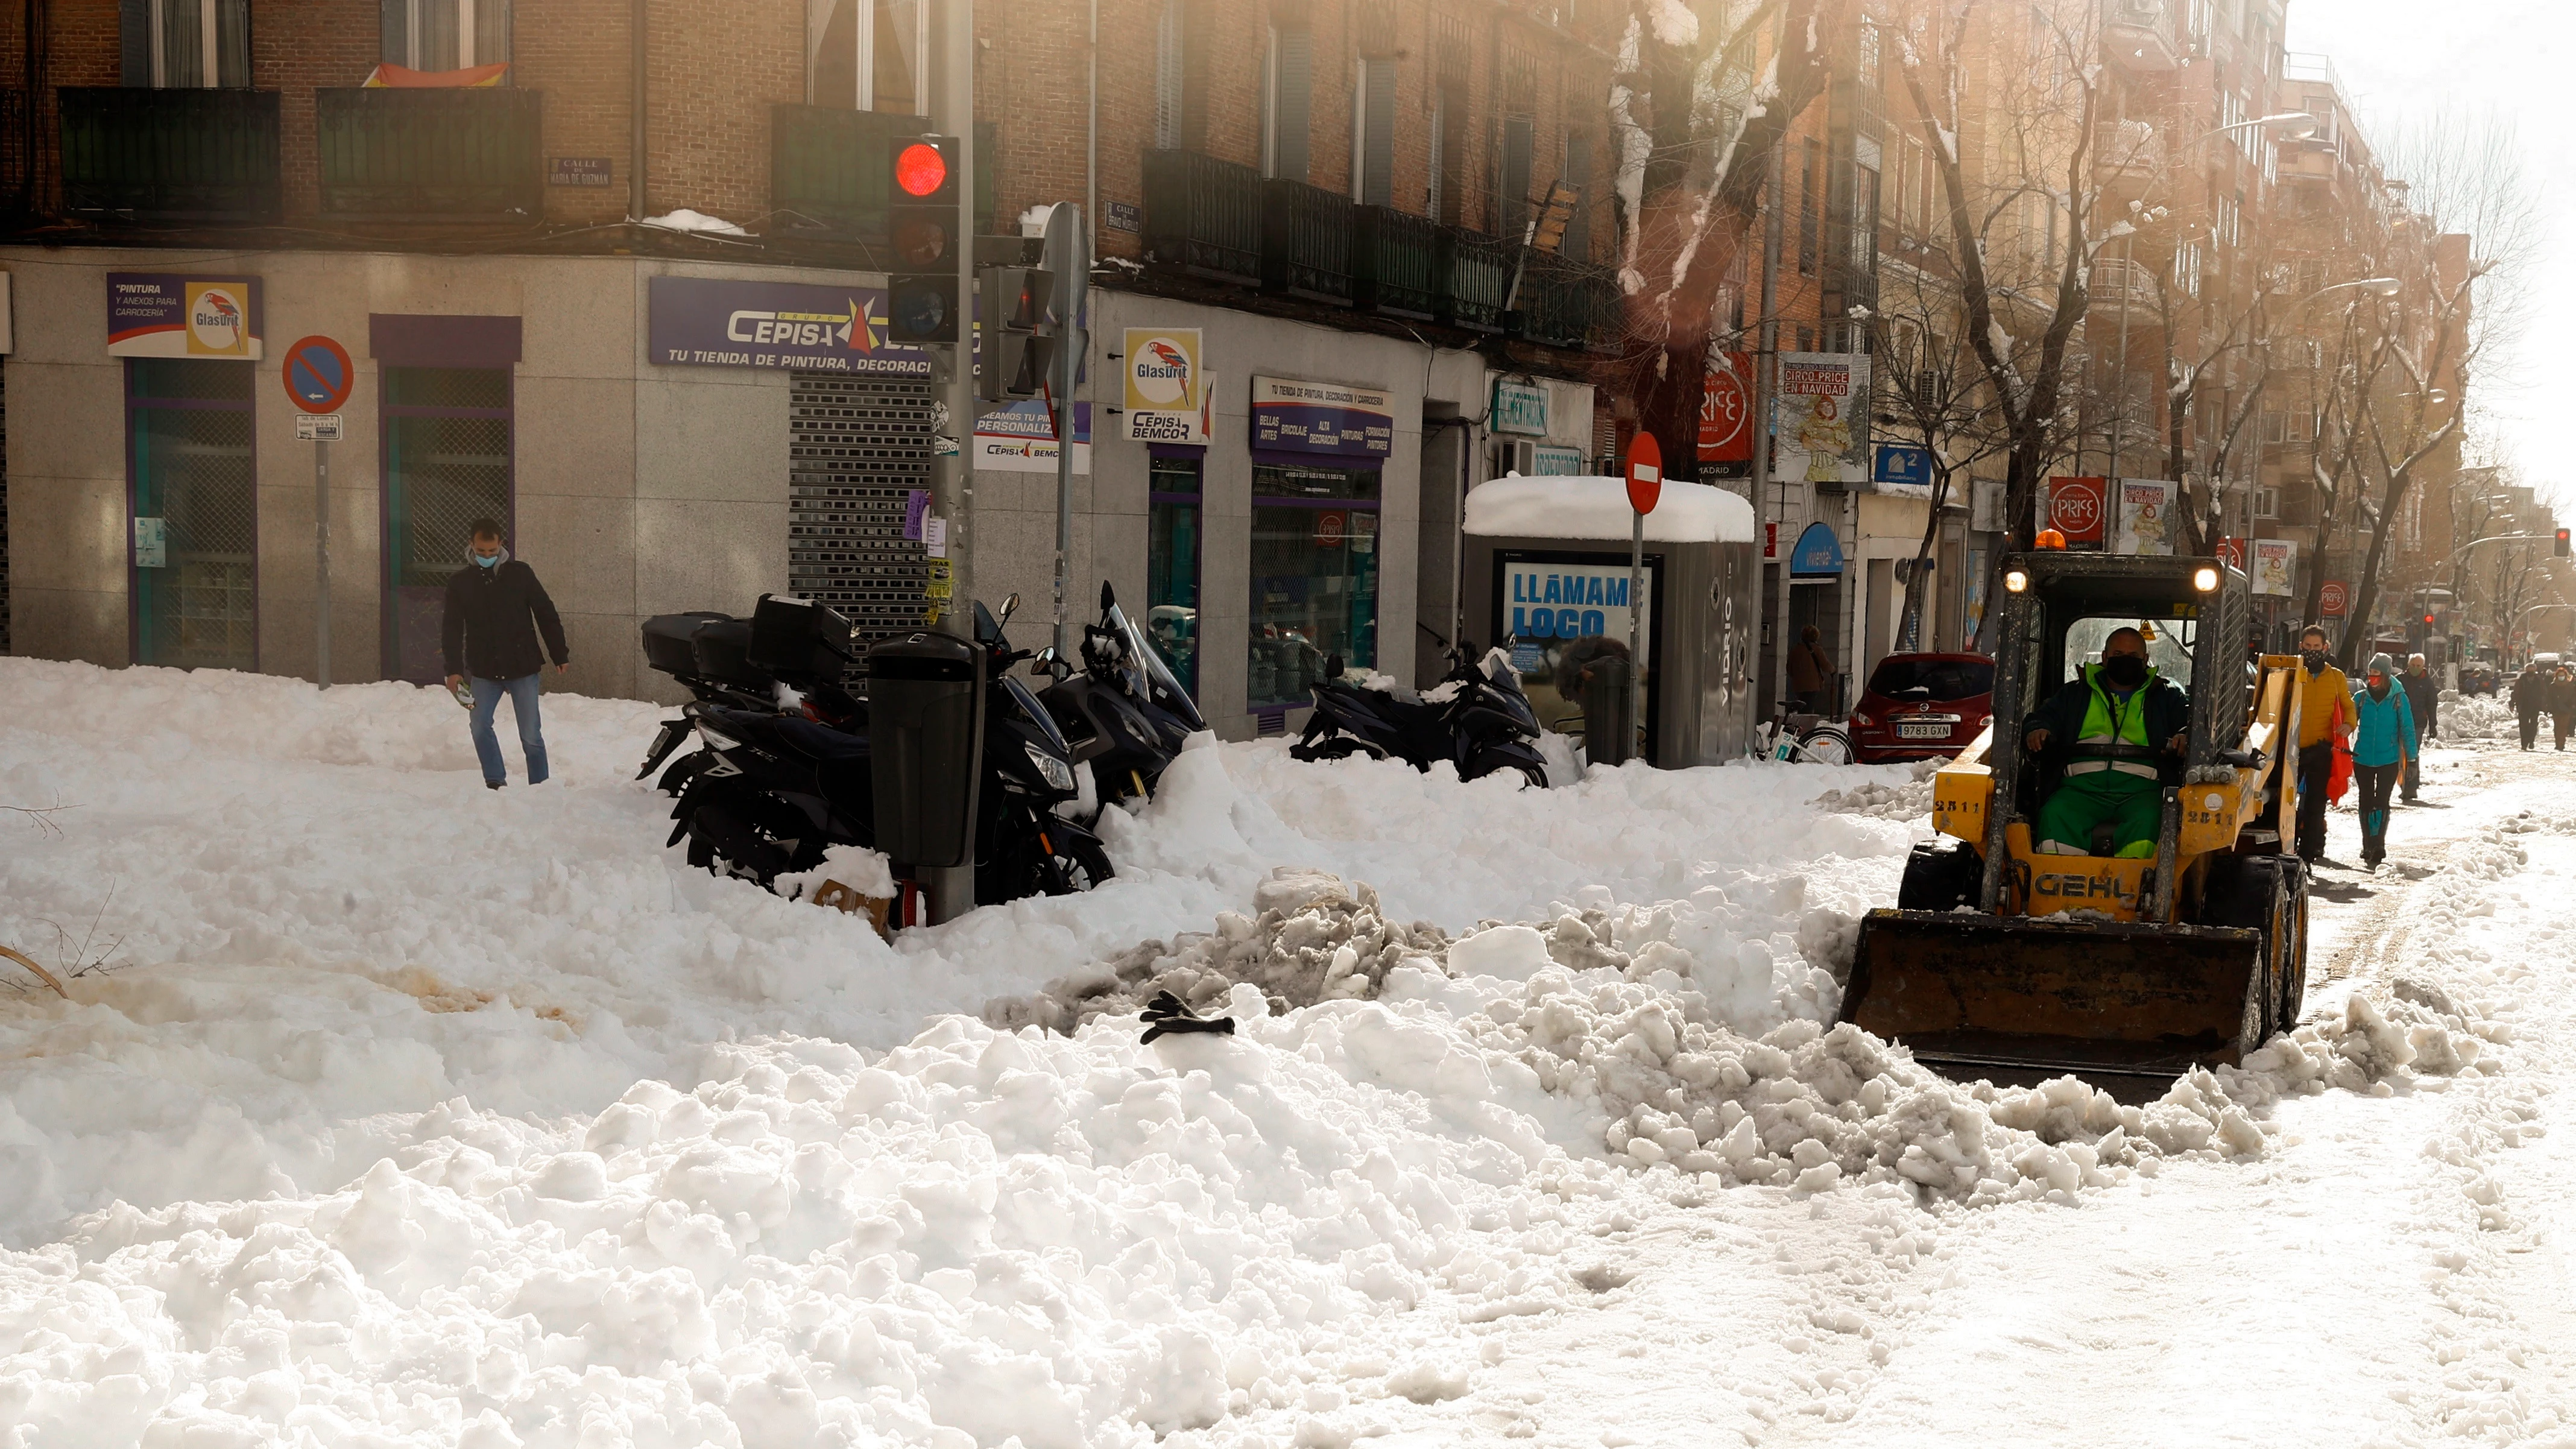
[635,603,863,797]
[1289,642,1552,788]
[1036,582,1210,813]
[661,593,1117,906]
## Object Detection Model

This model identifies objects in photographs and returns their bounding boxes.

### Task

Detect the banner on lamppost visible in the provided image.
[2111,478,2177,556]
[2251,540,2297,598]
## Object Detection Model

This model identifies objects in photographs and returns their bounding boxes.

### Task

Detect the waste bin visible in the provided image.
[868,631,985,868]
[1580,652,1635,766]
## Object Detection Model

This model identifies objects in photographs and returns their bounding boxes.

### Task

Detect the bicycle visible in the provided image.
[1747,698,1855,765]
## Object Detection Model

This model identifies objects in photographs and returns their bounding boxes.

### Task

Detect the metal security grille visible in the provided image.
[790,372,932,671]
[384,366,513,684]
[129,360,257,671]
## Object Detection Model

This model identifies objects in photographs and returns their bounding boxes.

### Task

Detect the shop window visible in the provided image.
[377,0,510,72]
[128,359,256,671]
[807,0,924,113]
[1249,462,1379,709]
[1148,454,1203,696]
[123,0,251,87]
[382,367,513,683]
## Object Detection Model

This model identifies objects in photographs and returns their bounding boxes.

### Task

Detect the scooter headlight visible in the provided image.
[694,721,742,751]
[1024,742,1078,793]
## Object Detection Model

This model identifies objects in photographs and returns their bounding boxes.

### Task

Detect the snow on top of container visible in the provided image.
[1464,473,1758,544]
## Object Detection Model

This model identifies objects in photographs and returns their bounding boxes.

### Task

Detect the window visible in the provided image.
[1428,11,1470,225]
[806,0,923,113]
[1500,116,1535,238]
[2261,408,2285,444]
[382,367,514,683]
[1261,22,1313,181]
[1353,55,1396,206]
[1895,133,1923,235]
[379,0,510,73]
[2254,486,2281,519]
[1148,455,1203,696]
[1798,137,1820,273]
[1154,0,1185,149]
[124,0,251,87]
[1561,129,1592,261]
[2215,193,2241,249]
[1851,162,1880,272]
[127,359,256,671]
[2174,241,2203,298]
[1249,464,1380,708]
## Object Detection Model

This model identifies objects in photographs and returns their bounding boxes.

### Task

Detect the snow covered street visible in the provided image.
[2,660,2574,1447]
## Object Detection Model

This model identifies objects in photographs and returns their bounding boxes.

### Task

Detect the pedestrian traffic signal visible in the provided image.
[2558,527,2571,558]
[885,134,961,345]
[976,265,1056,400]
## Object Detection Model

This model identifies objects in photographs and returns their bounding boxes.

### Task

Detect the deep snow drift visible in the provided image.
[0,658,2550,1447]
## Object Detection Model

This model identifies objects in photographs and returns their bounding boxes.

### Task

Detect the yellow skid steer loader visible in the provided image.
[1837,550,2312,1094]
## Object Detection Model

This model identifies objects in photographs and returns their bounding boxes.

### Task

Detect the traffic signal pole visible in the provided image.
[924,0,976,924]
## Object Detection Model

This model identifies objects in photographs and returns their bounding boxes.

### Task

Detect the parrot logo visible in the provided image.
[1131,336,1195,406]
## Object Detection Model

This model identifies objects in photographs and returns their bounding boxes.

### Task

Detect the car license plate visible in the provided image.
[1896,721,1951,740]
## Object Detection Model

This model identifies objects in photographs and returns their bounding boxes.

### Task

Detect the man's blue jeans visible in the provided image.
[469,674,549,786]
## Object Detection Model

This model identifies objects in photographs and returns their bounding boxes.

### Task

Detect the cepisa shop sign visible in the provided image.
[1251,375,1395,458]
[107,274,264,359]
[648,275,929,376]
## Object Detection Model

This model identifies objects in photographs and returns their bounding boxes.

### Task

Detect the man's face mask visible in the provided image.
[2302,647,2329,671]
[2102,653,2149,688]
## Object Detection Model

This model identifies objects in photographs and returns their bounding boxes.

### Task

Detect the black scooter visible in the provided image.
[1036,582,1210,815]
[1290,642,1552,788]
[665,593,1114,904]
[635,605,863,797]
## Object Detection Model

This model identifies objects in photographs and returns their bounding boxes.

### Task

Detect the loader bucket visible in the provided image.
[1838,909,2266,1096]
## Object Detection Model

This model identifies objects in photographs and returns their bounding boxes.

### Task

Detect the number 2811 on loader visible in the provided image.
[1837,551,2312,1097]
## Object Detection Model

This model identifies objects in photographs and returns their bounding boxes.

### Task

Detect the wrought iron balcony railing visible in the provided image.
[62,86,280,221]
[316,87,543,219]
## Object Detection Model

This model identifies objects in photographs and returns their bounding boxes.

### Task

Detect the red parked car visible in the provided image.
[1848,652,1996,763]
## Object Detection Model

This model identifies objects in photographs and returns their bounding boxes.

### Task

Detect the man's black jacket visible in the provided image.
[2021,667,2192,798]
[443,558,569,680]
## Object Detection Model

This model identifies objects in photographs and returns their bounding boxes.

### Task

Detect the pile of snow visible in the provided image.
[643,208,748,235]
[1811,759,1944,821]
[1463,475,1757,543]
[2443,690,2516,742]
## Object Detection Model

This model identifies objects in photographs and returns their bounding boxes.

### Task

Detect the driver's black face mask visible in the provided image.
[2101,654,2149,689]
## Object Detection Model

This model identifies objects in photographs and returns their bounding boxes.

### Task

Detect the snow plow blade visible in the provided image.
[1839,909,2265,1094]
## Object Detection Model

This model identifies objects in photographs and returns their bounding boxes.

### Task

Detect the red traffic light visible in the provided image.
[895,142,948,198]
[2559,528,2571,557]
[2423,614,2437,625]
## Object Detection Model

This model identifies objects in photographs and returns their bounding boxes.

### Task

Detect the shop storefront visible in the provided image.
[1246,376,1393,715]
[113,274,265,672]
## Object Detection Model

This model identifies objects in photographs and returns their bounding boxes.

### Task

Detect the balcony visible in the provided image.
[1436,226,1512,333]
[1261,178,1354,305]
[60,87,280,222]
[2088,256,2161,318]
[1513,251,1621,352]
[2101,0,2180,73]
[2094,119,2162,196]
[771,106,996,240]
[1143,148,1262,286]
[317,87,541,219]
[1353,206,1438,320]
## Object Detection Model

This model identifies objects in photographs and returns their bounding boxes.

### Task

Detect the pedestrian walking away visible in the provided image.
[2399,652,2437,801]
[1787,625,1834,715]
[2291,625,2352,864]
[2513,657,2549,750]
[2553,661,2576,751]
[2350,653,2417,871]
[443,518,570,789]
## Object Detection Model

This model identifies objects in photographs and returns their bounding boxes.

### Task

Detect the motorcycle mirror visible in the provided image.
[999,593,1021,627]
[1325,653,1345,680]
[1100,579,1116,612]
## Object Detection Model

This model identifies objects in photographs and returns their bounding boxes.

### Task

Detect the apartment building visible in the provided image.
[0,0,1615,737]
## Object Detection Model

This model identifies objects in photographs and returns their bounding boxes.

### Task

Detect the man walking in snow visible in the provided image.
[443,518,570,789]
[2399,654,2437,802]
[2513,660,2547,750]
[2291,626,2351,864]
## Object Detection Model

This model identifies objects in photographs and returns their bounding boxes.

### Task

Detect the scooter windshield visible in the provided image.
[1108,601,1210,733]
[1482,646,1541,730]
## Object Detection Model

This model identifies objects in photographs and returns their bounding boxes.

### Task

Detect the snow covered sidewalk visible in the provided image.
[0,658,2570,1447]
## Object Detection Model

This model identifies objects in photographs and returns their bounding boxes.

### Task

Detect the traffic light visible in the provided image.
[977,266,1056,400]
[884,134,960,344]
[2557,527,2570,558]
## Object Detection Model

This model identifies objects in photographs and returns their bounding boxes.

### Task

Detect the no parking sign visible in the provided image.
[282,335,353,413]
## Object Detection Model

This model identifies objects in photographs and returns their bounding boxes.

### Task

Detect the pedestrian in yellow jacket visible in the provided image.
[2291,625,2353,863]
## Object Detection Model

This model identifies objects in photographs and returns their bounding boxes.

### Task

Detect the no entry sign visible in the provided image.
[1626,431,1664,515]
[282,335,354,414]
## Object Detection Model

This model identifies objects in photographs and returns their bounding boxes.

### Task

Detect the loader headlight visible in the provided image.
[1024,742,1078,793]
[2193,565,2221,593]
[2004,568,2029,594]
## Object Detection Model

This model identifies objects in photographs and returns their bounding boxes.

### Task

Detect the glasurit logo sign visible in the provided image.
[107,273,265,360]
[1123,327,1209,443]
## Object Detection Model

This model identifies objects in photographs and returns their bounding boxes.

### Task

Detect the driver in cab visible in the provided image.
[2022,627,2189,859]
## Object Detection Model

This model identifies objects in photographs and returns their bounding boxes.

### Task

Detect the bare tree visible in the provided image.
[1870,264,2009,644]
[2334,114,2536,667]
[1608,0,1858,480]
[1887,0,2104,643]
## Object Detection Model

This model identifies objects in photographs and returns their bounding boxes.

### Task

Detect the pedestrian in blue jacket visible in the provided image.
[2349,652,2417,871]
